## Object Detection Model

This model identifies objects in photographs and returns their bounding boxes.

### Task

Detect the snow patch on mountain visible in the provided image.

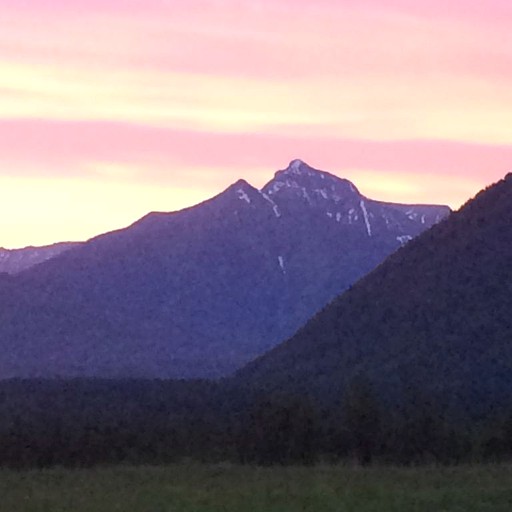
[259,191,281,218]
[289,159,303,174]
[237,189,251,204]
[397,235,413,246]
[360,200,372,237]
[278,255,286,274]
[316,189,328,200]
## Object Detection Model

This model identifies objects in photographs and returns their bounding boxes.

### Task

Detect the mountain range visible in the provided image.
[235,172,512,415]
[0,160,449,379]
[0,242,79,275]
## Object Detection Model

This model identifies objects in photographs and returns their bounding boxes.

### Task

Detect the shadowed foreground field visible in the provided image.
[1,464,511,512]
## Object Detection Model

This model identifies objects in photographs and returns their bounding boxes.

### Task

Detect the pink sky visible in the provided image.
[1,0,511,248]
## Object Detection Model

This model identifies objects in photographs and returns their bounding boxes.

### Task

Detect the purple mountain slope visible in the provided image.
[0,160,450,378]
[0,242,80,275]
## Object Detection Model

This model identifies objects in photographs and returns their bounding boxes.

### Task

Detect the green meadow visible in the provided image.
[1,464,511,512]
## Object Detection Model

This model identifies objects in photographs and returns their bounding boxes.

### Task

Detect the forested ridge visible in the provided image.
[235,173,512,413]
[0,378,512,468]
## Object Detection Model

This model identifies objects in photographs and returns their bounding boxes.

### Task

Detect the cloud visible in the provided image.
[2,1,511,147]
[0,118,508,189]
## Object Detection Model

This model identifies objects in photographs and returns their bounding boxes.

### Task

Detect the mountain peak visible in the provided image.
[230,178,251,189]
[219,178,267,209]
[284,159,311,174]
[282,159,326,178]
[261,160,360,204]
[223,178,259,197]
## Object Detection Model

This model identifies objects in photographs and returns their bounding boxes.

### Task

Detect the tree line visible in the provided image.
[0,378,511,469]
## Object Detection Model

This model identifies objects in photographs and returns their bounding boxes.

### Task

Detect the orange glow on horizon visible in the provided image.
[0,174,213,249]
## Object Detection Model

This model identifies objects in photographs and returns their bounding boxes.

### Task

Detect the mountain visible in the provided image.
[0,242,79,274]
[0,160,449,379]
[235,173,512,415]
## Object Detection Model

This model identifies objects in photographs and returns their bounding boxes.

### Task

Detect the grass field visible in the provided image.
[0,464,511,511]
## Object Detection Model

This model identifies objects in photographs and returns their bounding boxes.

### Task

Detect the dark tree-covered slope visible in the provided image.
[236,174,512,414]
[0,160,448,379]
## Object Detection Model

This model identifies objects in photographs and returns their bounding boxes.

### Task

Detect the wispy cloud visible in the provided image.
[0,118,508,194]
